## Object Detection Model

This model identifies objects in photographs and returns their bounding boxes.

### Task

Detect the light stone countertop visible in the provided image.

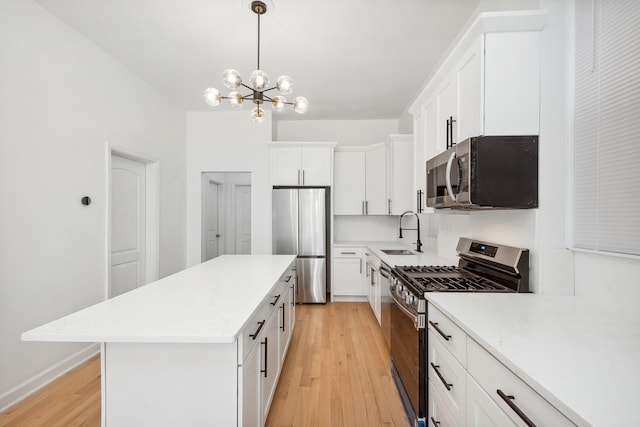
[334,240,452,267]
[427,293,640,427]
[22,255,296,344]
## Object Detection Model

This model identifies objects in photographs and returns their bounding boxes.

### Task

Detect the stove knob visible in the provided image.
[406,294,415,305]
[397,284,404,293]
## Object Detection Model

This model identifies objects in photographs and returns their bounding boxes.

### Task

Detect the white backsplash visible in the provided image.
[334,215,402,242]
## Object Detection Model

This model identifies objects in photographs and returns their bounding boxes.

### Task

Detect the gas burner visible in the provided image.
[414,276,511,292]
[399,265,461,274]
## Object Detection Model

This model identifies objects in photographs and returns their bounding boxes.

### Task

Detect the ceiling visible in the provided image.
[33,0,527,121]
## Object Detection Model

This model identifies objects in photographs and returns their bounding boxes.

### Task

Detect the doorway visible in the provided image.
[109,151,159,298]
[201,172,252,261]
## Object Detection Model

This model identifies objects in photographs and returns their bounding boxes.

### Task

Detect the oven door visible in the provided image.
[390,290,424,425]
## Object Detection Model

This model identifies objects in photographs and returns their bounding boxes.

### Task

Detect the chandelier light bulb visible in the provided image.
[276,76,294,95]
[222,69,242,89]
[293,96,309,114]
[251,107,265,123]
[203,88,221,106]
[249,70,269,91]
[228,91,244,109]
[272,96,287,112]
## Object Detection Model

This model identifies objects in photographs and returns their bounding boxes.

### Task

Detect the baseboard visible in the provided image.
[332,295,368,302]
[0,343,100,412]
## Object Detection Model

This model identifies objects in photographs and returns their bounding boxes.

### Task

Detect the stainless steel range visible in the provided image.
[389,237,530,427]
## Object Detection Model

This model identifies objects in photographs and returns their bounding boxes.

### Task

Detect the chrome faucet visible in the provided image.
[399,211,423,253]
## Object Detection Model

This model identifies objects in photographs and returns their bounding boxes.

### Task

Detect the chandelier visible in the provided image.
[203,1,308,122]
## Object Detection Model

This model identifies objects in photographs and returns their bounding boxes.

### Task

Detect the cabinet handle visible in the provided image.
[449,115,457,148]
[290,284,295,306]
[430,417,441,426]
[341,251,356,255]
[359,259,362,274]
[417,190,424,213]
[446,118,450,149]
[297,170,301,185]
[302,170,305,185]
[280,303,285,332]
[250,320,266,340]
[365,200,369,215]
[284,275,292,282]
[497,389,537,427]
[362,201,365,215]
[430,363,452,391]
[429,321,451,341]
[270,294,281,306]
[388,199,392,215]
[261,337,268,378]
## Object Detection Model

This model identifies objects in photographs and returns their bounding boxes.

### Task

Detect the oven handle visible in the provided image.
[391,291,419,328]
[445,150,457,202]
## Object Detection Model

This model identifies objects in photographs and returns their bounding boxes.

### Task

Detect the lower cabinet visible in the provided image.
[239,264,296,427]
[261,308,281,421]
[366,253,382,325]
[332,246,365,299]
[427,303,576,427]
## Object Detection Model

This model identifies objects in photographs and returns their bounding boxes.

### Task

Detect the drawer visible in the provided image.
[429,379,460,427]
[466,374,516,426]
[238,276,287,363]
[334,246,364,258]
[428,329,466,426]
[467,338,576,427]
[428,303,467,367]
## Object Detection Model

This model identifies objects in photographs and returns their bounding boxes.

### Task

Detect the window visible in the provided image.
[573,0,640,256]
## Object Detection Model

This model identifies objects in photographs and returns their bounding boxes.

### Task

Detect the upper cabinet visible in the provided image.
[409,11,546,206]
[334,144,385,215]
[334,135,412,216]
[385,135,413,215]
[270,142,336,186]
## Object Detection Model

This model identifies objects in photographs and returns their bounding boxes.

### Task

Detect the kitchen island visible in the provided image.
[426,293,640,427]
[22,254,297,427]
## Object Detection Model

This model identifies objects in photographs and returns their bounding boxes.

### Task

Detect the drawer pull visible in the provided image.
[430,363,452,391]
[249,320,266,340]
[270,294,281,306]
[497,389,537,427]
[341,251,356,255]
[429,321,451,341]
[430,417,441,426]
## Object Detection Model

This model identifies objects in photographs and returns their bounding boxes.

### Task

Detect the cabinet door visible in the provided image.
[364,147,386,215]
[301,147,332,185]
[457,36,484,142]
[413,111,426,213]
[240,341,262,427]
[484,32,540,136]
[271,147,302,185]
[428,379,460,427]
[436,77,458,154]
[387,137,413,215]
[261,310,280,421]
[334,151,366,215]
[279,289,292,364]
[333,257,364,296]
[467,374,516,427]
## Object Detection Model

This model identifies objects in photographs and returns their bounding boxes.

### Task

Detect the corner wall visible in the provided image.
[0,0,186,409]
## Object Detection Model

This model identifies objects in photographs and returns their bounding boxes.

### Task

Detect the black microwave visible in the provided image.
[426,135,538,209]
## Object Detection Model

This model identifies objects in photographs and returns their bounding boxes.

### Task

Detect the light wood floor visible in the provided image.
[0,302,408,427]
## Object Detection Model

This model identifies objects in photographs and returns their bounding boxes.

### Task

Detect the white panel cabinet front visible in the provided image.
[333,246,365,298]
[271,145,333,186]
[364,146,386,215]
[333,151,366,214]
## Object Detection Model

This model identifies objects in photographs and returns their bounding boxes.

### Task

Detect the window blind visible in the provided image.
[573,0,640,256]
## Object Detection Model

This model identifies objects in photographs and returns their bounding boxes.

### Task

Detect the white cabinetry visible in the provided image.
[332,246,365,300]
[334,137,413,216]
[270,143,335,186]
[385,134,413,215]
[427,302,576,427]
[410,12,544,200]
[365,251,381,325]
[239,264,297,427]
[334,144,385,215]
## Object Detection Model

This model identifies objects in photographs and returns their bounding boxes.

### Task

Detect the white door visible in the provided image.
[110,154,146,297]
[234,185,251,254]
[204,180,221,260]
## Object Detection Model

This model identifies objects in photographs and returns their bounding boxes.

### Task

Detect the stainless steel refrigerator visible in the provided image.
[272,187,328,303]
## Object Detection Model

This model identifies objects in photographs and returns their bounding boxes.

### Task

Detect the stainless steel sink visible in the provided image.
[380,249,414,255]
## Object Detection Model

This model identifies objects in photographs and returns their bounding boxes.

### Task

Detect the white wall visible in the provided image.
[186,112,273,266]
[276,119,399,146]
[0,0,186,410]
